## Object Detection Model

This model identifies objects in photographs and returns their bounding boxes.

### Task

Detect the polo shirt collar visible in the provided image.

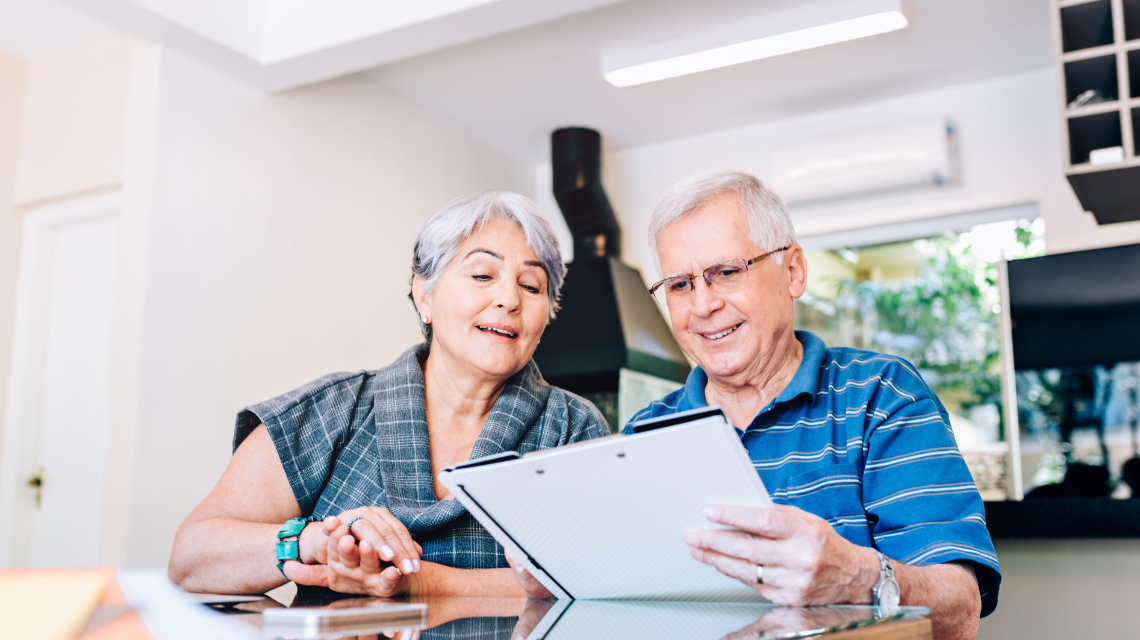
[776,330,827,403]
[680,330,827,412]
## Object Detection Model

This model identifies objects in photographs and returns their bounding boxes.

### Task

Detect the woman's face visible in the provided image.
[416,219,551,381]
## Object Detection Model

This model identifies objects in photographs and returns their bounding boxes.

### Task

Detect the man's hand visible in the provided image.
[720,607,863,640]
[504,550,554,600]
[684,504,879,606]
[511,598,554,640]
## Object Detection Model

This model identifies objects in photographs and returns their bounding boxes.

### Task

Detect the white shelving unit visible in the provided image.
[1053,0,1140,223]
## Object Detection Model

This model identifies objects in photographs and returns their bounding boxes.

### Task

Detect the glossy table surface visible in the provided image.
[216,590,932,640]
[0,569,930,640]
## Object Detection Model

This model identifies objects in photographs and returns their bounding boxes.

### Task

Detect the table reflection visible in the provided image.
[227,591,927,640]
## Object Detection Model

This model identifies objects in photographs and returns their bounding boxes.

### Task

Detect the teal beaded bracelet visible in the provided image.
[276,516,317,578]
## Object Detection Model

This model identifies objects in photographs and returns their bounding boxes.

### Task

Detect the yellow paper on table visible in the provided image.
[0,571,109,640]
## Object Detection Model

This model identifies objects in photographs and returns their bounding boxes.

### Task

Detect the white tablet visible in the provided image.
[438,406,773,602]
[525,599,917,640]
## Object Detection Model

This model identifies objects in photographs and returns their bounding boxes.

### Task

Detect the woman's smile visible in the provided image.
[476,322,520,340]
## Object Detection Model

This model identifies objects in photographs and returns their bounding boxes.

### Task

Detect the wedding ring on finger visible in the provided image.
[756,564,764,584]
[346,515,364,531]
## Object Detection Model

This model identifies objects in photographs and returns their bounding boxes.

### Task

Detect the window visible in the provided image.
[795,217,1045,499]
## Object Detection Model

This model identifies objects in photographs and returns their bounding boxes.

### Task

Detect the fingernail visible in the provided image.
[413,559,421,573]
[380,545,395,560]
[402,559,415,574]
[704,506,722,519]
[684,532,699,546]
[400,629,412,640]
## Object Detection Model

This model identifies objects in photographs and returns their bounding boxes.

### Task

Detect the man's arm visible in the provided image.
[685,505,981,640]
[896,561,979,640]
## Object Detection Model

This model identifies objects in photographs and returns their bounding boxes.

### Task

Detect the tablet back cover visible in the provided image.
[440,413,771,601]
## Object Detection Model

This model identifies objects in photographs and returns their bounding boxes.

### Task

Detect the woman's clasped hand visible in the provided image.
[283,509,425,597]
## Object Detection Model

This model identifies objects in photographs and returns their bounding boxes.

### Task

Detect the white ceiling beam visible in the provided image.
[262,0,500,63]
[61,0,630,92]
[126,0,264,61]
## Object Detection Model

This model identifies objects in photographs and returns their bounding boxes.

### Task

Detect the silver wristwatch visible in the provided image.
[871,549,900,611]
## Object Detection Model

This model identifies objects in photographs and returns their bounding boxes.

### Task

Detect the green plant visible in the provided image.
[836,237,1001,412]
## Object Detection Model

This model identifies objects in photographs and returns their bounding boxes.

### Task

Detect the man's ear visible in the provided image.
[412,276,432,322]
[785,245,808,300]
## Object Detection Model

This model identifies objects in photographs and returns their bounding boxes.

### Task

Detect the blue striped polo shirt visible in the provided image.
[624,330,1000,617]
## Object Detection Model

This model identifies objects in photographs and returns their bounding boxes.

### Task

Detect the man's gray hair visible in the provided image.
[648,170,797,275]
[410,191,567,341]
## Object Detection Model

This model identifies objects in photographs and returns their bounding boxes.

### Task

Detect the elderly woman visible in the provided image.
[623,170,1001,640]
[169,192,608,597]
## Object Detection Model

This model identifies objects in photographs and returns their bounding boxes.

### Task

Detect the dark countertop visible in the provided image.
[985,499,1140,538]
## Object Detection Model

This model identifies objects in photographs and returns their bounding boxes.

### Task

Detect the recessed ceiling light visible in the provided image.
[603,2,908,88]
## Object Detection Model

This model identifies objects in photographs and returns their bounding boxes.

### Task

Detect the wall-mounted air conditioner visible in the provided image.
[770,118,957,206]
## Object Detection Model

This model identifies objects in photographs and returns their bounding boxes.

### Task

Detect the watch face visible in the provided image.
[880,580,901,610]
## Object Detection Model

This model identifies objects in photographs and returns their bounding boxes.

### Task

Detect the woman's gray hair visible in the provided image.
[648,170,797,275]
[409,191,567,341]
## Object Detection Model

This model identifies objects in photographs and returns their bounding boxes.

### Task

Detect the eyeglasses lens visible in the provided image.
[651,277,688,304]
[653,259,752,305]
[706,261,747,287]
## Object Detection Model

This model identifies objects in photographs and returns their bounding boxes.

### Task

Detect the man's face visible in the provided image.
[655,194,806,383]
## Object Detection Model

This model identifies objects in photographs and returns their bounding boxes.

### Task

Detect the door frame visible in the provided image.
[0,190,121,566]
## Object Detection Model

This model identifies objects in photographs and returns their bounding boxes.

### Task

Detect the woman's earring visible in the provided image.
[421,316,429,324]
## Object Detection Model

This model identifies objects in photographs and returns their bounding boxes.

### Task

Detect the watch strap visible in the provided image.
[871,549,896,607]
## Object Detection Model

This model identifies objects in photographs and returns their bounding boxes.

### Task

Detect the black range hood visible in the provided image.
[533,128,690,412]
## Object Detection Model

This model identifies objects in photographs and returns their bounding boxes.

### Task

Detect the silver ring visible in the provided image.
[756,564,764,584]
[346,515,364,530]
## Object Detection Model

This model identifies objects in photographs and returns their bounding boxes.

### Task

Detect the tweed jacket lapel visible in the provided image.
[373,344,550,534]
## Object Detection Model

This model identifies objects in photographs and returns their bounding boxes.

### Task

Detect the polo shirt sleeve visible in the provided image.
[233,372,367,515]
[861,360,1002,617]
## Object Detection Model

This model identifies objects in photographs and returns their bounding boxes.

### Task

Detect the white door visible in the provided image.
[29,215,118,566]
[0,194,119,567]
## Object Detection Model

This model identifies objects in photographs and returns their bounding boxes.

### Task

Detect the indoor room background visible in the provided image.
[1,1,1139,639]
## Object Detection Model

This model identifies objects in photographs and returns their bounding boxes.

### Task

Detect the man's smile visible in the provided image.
[698,323,742,341]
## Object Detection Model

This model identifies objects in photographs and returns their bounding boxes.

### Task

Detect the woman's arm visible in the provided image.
[169,425,314,594]
[409,564,527,598]
[322,525,550,599]
[328,560,528,598]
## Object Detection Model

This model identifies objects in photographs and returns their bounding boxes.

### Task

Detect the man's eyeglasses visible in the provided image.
[648,247,790,306]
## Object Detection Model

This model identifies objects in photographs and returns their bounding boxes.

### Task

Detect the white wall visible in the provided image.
[12,36,134,205]
[0,35,156,567]
[600,67,1140,283]
[123,52,534,567]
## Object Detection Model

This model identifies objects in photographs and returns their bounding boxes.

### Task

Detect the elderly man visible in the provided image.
[625,170,1000,640]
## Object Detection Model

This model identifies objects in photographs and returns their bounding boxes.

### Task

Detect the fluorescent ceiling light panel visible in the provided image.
[602,0,907,88]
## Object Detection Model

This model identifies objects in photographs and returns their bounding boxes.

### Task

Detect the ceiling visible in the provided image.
[0,0,1054,165]
[0,0,113,59]
[365,0,1054,162]
[54,0,628,91]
